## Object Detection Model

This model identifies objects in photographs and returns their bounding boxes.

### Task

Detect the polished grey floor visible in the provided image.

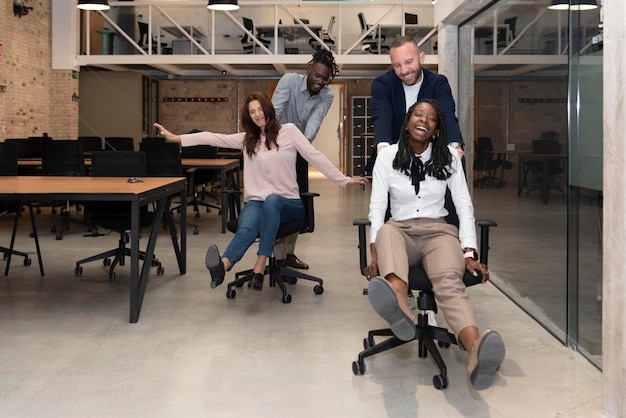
[0,174,602,417]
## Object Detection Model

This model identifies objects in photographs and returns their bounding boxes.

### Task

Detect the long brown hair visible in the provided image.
[240,91,281,158]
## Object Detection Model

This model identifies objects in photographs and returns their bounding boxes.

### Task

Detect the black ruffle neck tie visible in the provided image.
[410,153,426,195]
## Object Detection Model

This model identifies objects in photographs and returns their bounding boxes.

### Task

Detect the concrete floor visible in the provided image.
[0,174,602,417]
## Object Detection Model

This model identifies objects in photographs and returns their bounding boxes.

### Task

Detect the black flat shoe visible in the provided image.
[247,272,264,291]
[205,244,225,288]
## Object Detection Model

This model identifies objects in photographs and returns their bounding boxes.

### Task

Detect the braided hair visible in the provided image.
[308,48,339,79]
[392,98,453,181]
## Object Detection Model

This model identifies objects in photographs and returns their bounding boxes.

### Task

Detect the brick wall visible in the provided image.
[0,0,78,140]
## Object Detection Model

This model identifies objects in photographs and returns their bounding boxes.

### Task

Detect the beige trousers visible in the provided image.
[375,218,477,336]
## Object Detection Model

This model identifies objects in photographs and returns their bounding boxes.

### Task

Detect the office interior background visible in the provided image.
[2,0,624,416]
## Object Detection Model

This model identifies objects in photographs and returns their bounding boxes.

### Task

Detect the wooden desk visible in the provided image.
[517,153,568,204]
[181,158,240,233]
[0,176,187,323]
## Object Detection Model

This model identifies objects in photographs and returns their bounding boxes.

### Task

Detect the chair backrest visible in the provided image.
[357,12,368,32]
[77,136,103,153]
[0,142,18,175]
[326,16,335,38]
[42,140,85,176]
[4,138,32,158]
[181,144,218,159]
[242,17,254,44]
[90,151,147,177]
[137,21,149,46]
[104,136,135,151]
[142,136,166,144]
[140,142,183,177]
[28,136,52,158]
[504,16,517,39]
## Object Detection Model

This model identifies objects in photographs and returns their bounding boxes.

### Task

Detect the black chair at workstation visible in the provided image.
[473,137,504,188]
[140,141,199,235]
[77,136,103,154]
[0,141,33,268]
[180,144,222,218]
[241,17,270,54]
[351,193,497,389]
[5,138,37,175]
[74,151,164,281]
[525,133,565,199]
[309,16,336,51]
[137,21,168,54]
[225,192,323,304]
[36,140,87,240]
[104,136,135,151]
[358,12,387,54]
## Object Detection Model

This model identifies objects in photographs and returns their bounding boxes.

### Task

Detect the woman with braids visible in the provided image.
[362,99,505,390]
[154,92,367,292]
[270,47,339,271]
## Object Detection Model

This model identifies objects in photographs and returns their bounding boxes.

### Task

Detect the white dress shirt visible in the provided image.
[368,143,477,251]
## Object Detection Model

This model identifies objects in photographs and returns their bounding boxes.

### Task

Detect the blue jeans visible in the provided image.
[221,194,304,268]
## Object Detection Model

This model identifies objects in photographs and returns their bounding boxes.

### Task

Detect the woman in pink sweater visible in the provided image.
[154,91,367,291]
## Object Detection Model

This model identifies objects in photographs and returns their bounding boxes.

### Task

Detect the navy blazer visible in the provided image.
[367,68,464,174]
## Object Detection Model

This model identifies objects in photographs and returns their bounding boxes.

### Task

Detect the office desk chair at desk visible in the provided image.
[351,198,497,389]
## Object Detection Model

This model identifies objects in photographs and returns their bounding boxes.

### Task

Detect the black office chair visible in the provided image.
[309,16,336,51]
[140,141,199,235]
[77,136,103,154]
[28,136,51,158]
[0,141,33,267]
[242,17,270,54]
[5,138,38,175]
[473,137,503,188]
[38,139,87,240]
[358,12,387,54]
[180,144,222,218]
[74,151,164,281]
[351,194,497,389]
[484,17,516,49]
[225,192,323,303]
[138,21,167,54]
[525,135,565,198]
[104,136,135,151]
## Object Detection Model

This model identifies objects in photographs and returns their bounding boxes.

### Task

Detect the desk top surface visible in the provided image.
[181,158,240,169]
[0,176,185,195]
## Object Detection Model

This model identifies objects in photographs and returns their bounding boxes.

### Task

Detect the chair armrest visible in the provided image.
[476,219,497,265]
[300,192,320,234]
[353,218,371,273]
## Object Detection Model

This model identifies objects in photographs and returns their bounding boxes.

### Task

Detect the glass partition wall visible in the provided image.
[464,0,602,369]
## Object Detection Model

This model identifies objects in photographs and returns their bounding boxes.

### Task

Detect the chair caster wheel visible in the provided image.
[363,336,374,350]
[193,227,199,235]
[56,233,63,240]
[314,285,324,295]
[438,341,450,348]
[24,257,32,266]
[352,360,365,375]
[103,258,111,267]
[226,288,236,299]
[282,293,292,303]
[156,265,164,275]
[75,266,83,275]
[433,374,448,389]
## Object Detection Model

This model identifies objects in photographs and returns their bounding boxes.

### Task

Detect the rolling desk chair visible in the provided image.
[358,12,387,54]
[351,193,497,389]
[140,141,199,235]
[473,137,503,188]
[242,17,270,54]
[181,144,222,218]
[74,151,164,281]
[38,139,87,240]
[309,16,336,51]
[77,136,103,154]
[224,192,323,304]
